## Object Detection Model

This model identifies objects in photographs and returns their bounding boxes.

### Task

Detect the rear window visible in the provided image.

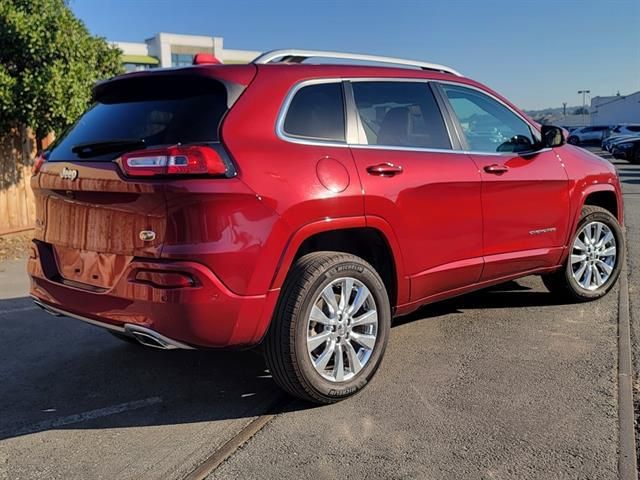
[48,76,228,161]
[627,125,640,132]
[282,83,345,142]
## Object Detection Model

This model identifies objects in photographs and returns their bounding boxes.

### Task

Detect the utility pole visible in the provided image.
[562,102,567,117]
[578,90,590,126]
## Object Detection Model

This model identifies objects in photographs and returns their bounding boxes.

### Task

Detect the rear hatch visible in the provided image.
[33,66,255,290]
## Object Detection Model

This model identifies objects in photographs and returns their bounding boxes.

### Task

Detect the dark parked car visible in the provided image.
[612,136,640,163]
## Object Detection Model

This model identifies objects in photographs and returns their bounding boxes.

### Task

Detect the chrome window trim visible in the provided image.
[276,77,548,157]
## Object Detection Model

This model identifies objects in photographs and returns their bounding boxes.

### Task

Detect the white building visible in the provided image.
[590,91,640,125]
[113,32,262,72]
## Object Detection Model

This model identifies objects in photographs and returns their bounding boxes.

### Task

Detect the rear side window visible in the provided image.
[48,76,228,161]
[351,82,451,149]
[283,83,345,142]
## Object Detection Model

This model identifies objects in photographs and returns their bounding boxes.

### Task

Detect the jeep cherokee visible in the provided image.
[29,50,625,404]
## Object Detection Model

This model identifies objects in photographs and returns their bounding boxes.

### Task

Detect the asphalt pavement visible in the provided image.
[0,148,638,480]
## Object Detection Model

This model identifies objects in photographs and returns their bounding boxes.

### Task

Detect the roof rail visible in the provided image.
[252,49,463,76]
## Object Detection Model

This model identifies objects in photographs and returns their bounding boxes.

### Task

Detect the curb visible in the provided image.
[618,269,638,479]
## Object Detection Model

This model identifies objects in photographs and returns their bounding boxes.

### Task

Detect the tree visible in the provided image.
[0,0,123,149]
[573,106,589,116]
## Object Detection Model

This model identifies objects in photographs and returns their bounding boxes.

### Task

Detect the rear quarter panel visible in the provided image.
[219,67,366,295]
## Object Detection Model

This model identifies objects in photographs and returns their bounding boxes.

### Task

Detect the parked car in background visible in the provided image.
[604,134,640,152]
[605,124,640,139]
[602,124,640,151]
[611,136,640,163]
[567,125,611,145]
[28,49,625,404]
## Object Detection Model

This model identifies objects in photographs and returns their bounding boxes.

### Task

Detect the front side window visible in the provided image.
[283,83,345,142]
[351,82,451,149]
[442,84,536,153]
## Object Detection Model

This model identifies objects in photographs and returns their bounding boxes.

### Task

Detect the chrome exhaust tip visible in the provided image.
[124,324,194,350]
[33,299,63,316]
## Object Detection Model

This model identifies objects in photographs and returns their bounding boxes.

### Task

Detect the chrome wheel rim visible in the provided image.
[571,221,617,291]
[306,277,378,383]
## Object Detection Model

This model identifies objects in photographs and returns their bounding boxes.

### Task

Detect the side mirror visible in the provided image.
[541,125,565,148]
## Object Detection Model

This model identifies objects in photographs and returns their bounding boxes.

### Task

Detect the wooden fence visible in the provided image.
[0,128,46,235]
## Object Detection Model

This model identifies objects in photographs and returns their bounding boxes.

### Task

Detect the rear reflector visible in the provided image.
[32,154,46,175]
[134,270,195,289]
[120,145,228,177]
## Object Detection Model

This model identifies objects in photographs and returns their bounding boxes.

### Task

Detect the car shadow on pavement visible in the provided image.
[394,280,568,327]
[0,297,308,441]
[0,280,581,441]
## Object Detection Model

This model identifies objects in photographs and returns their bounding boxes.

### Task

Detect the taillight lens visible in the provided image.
[120,145,229,177]
[32,154,46,175]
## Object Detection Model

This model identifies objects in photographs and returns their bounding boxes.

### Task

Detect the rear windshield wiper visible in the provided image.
[71,138,145,158]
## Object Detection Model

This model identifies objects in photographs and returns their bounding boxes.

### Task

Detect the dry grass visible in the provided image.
[0,230,33,262]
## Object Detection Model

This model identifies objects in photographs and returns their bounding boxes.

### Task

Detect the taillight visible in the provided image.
[120,145,230,177]
[32,154,46,175]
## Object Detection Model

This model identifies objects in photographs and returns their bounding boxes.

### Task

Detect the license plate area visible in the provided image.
[53,245,132,289]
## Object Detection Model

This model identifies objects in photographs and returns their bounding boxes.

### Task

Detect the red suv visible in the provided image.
[29,50,624,403]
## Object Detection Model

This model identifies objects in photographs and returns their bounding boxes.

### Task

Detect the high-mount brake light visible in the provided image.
[193,53,222,65]
[120,146,228,177]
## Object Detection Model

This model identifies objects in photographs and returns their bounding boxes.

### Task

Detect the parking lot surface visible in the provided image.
[0,148,638,480]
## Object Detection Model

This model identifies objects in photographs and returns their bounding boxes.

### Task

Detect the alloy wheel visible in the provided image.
[306,277,378,382]
[570,221,617,291]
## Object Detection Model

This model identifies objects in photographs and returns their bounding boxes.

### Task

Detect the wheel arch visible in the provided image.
[583,188,619,220]
[269,216,409,308]
[560,184,622,266]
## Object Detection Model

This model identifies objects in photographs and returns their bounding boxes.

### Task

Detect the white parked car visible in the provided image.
[567,125,610,145]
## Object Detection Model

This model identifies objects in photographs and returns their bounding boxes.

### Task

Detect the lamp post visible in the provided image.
[578,90,590,126]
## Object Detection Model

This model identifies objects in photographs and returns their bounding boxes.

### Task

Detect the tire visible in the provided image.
[630,146,640,165]
[108,331,142,346]
[542,206,624,301]
[264,252,391,404]
[568,136,580,145]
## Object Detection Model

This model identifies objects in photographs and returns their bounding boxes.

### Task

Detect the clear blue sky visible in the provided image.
[70,0,640,110]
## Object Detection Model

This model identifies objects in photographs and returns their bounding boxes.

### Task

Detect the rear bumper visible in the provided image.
[28,250,279,348]
[32,298,195,349]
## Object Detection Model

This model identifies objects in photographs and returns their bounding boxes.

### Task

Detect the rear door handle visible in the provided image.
[366,163,403,176]
[483,164,509,174]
